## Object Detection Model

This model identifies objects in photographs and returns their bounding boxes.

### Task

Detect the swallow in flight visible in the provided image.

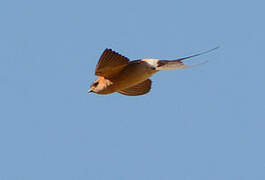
[88,47,218,96]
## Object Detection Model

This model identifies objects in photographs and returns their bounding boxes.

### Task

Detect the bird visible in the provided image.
[88,47,219,96]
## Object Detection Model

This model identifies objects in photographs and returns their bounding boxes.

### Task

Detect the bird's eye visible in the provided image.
[93,82,99,86]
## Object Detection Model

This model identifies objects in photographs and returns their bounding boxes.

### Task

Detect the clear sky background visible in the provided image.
[1,0,265,179]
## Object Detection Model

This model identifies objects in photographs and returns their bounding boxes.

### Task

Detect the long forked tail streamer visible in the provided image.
[167,46,219,62]
[156,46,219,70]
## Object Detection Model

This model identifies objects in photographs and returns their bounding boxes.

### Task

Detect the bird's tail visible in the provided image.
[156,47,219,70]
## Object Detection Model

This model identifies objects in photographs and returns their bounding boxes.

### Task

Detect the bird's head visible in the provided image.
[88,77,113,94]
[88,80,100,93]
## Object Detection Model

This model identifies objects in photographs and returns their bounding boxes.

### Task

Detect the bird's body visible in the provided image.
[88,48,218,96]
[92,60,158,95]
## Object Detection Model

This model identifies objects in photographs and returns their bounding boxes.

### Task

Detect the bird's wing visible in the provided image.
[95,49,130,78]
[118,79,152,96]
[156,47,219,70]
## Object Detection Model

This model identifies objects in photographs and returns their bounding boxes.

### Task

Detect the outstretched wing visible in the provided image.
[95,49,130,78]
[118,79,152,96]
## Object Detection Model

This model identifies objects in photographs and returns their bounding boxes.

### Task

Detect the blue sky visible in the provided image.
[1,0,265,179]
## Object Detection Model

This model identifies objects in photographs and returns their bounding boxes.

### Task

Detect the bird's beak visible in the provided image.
[88,89,93,93]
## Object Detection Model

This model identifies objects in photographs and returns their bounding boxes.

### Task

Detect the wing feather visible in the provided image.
[95,49,130,78]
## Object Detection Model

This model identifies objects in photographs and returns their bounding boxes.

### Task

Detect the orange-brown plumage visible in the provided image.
[88,47,218,96]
